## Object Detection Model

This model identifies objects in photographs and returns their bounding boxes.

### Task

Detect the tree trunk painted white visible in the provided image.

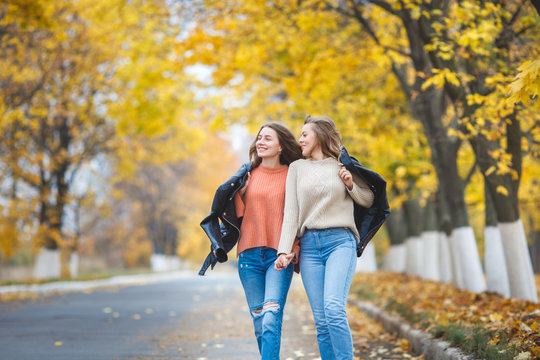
[453,227,486,293]
[167,256,181,271]
[69,252,79,278]
[356,242,377,273]
[405,236,423,277]
[448,230,464,289]
[484,226,510,297]
[499,220,538,302]
[33,248,61,279]
[383,244,406,272]
[150,254,182,272]
[150,254,167,272]
[421,231,440,281]
[438,233,452,283]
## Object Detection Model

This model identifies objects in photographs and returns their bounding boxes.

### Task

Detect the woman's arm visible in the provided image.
[338,163,374,208]
[277,162,299,255]
[347,173,374,208]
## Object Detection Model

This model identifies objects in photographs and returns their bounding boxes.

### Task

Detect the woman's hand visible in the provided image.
[338,163,353,190]
[238,172,251,198]
[274,253,295,271]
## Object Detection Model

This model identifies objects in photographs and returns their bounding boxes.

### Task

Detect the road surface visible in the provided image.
[0,270,416,359]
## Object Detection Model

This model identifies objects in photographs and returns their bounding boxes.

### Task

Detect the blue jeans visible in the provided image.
[238,247,294,360]
[300,228,357,360]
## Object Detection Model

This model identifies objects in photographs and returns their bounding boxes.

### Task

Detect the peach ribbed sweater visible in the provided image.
[234,164,288,255]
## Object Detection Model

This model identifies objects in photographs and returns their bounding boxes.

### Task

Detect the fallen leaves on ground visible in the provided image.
[349,305,418,359]
[351,272,540,358]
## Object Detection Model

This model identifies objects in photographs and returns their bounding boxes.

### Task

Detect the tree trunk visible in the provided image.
[403,199,423,277]
[411,90,485,292]
[33,248,60,279]
[470,118,537,301]
[356,242,377,273]
[383,208,407,272]
[484,181,510,297]
[435,191,453,283]
[421,197,440,281]
[438,232,453,283]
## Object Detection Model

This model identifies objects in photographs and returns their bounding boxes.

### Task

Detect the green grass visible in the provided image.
[353,283,377,301]
[384,298,430,329]
[431,322,518,360]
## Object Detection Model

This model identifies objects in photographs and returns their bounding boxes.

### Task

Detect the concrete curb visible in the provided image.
[349,298,476,360]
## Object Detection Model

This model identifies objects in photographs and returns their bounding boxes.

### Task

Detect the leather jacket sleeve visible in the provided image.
[199,163,250,275]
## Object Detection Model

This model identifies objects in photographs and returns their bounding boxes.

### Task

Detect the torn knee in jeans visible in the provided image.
[250,306,263,317]
[250,302,280,318]
[262,301,280,313]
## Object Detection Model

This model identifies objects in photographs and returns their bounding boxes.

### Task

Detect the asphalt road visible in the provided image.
[0,270,416,360]
[0,271,319,360]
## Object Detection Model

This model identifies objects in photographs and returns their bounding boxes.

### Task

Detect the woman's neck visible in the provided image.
[261,156,282,168]
[309,148,326,161]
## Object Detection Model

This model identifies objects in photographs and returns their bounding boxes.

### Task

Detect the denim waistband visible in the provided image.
[304,227,350,233]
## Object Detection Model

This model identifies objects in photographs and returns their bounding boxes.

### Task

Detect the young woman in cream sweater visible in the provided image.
[275,115,374,360]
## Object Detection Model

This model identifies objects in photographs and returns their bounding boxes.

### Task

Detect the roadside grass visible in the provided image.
[0,267,153,287]
[0,268,155,302]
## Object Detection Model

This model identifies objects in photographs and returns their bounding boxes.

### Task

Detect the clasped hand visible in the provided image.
[274,253,295,271]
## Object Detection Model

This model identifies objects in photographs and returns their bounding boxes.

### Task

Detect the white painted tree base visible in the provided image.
[438,233,453,283]
[70,253,79,278]
[405,236,423,277]
[449,231,464,289]
[421,231,440,281]
[499,220,538,302]
[33,248,61,279]
[382,244,406,273]
[452,227,486,293]
[484,226,510,298]
[356,242,377,273]
[150,254,182,272]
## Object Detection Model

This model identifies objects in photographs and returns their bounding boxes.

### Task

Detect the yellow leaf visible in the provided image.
[489,313,503,322]
[485,166,496,176]
[496,186,508,196]
[55,341,63,346]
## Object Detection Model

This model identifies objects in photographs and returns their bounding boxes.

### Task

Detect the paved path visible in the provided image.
[0,270,417,360]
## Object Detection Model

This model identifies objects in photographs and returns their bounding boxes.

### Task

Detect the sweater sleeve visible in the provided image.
[347,173,374,208]
[278,162,299,254]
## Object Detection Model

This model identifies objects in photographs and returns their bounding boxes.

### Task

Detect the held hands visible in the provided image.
[338,163,353,190]
[274,253,295,271]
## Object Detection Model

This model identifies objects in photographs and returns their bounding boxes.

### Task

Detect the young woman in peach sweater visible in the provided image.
[201,123,302,360]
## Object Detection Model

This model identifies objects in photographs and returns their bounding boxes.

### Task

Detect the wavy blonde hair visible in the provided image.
[303,115,342,160]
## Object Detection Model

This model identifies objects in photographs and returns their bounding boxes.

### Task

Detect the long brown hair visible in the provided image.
[303,115,342,160]
[249,123,302,168]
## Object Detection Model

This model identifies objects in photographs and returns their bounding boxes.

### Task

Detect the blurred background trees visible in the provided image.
[0,0,538,301]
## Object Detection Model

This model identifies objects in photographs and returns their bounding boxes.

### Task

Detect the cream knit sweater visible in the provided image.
[277,157,374,254]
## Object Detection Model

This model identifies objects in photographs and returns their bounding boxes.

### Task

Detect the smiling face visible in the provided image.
[299,123,321,158]
[256,126,282,160]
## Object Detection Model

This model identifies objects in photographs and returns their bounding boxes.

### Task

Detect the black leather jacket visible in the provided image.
[338,146,390,256]
[199,146,390,275]
[199,162,251,275]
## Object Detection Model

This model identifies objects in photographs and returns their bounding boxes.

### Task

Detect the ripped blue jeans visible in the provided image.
[238,247,294,360]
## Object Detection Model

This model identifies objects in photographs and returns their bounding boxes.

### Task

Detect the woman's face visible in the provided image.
[256,126,282,159]
[299,123,320,158]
